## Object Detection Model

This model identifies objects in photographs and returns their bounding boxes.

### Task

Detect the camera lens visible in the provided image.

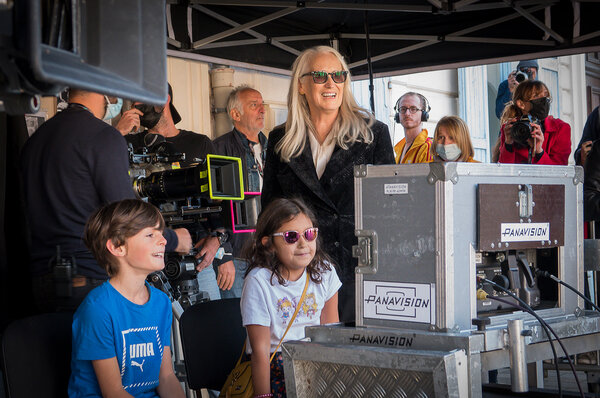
[511,117,533,145]
[164,254,197,280]
[515,71,527,83]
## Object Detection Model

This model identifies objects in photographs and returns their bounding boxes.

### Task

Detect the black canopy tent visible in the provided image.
[166,0,600,79]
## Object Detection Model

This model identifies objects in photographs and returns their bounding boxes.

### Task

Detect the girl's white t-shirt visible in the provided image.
[241,264,342,354]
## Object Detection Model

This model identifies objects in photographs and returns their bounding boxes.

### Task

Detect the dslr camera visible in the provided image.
[514,67,535,83]
[510,115,539,146]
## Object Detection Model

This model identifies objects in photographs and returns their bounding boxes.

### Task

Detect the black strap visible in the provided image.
[67,103,90,112]
[248,141,264,179]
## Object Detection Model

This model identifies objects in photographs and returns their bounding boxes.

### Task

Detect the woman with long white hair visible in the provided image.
[261,46,394,324]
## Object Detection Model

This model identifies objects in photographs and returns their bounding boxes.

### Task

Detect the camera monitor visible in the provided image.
[206,154,244,200]
[2,0,167,107]
[227,192,261,234]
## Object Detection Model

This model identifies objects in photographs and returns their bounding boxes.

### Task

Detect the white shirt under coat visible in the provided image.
[308,131,336,179]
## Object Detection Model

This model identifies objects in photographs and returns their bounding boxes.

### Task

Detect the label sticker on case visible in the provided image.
[363,281,435,324]
[384,183,408,195]
[500,222,549,242]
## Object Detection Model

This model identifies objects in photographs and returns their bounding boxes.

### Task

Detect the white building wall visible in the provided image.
[167,57,212,137]
[486,63,503,150]
[558,54,587,159]
[167,56,290,139]
[459,66,490,162]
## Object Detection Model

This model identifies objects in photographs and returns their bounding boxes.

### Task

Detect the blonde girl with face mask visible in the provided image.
[431,116,478,163]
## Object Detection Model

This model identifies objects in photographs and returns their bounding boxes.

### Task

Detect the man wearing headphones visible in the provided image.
[393,92,433,164]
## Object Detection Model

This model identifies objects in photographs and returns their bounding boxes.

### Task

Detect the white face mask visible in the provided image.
[436,143,461,161]
[103,96,123,120]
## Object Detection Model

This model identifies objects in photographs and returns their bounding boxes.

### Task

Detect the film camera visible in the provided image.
[510,114,539,146]
[129,142,244,308]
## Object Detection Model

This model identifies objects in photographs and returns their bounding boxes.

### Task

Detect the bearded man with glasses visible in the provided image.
[393,92,434,164]
[261,45,394,323]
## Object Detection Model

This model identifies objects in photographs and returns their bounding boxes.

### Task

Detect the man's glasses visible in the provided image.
[301,71,348,84]
[398,106,423,114]
[272,227,318,244]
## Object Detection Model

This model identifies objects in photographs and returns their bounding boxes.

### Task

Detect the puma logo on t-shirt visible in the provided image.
[131,359,145,372]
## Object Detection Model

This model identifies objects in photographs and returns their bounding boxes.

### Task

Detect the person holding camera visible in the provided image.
[495,60,538,120]
[126,83,214,168]
[498,80,571,165]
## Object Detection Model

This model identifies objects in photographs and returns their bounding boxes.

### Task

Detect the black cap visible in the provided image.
[168,83,182,125]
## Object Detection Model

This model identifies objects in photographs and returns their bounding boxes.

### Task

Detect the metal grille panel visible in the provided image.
[293,360,434,398]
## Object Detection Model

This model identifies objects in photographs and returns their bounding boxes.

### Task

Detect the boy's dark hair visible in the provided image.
[84,199,165,276]
[243,197,333,285]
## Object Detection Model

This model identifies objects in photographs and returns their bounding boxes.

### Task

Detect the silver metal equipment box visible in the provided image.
[353,162,583,332]
[282,340,469,397]
[283,163,600,398]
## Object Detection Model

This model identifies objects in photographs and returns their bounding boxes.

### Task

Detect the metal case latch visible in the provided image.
[353,230,378,274]
[518,184,534,218]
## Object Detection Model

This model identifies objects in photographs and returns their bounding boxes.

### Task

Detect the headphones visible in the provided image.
[394,93,431,123]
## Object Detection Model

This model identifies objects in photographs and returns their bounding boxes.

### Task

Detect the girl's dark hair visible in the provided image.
[243,197,333,285]
[84,199,165,276]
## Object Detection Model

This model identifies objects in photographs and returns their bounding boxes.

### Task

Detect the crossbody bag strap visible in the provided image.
[236,273,311,365]
[269,273,310,362]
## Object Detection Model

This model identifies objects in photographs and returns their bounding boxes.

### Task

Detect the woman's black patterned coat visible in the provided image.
[261,120,394,322]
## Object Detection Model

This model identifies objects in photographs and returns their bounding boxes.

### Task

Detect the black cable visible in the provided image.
[482,279,583,398]
[488,295,563,397]
[480,278,585,398]
[484,293,562,397]
[488,295,585,398]
[537,269,600,313]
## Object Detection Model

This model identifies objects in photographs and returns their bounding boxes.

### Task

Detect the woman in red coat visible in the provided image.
[498,80,571,165]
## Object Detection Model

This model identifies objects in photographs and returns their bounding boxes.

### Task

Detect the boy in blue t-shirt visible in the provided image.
[68,199,184,398]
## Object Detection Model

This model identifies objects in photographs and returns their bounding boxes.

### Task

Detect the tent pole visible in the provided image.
[364,7,375,114]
